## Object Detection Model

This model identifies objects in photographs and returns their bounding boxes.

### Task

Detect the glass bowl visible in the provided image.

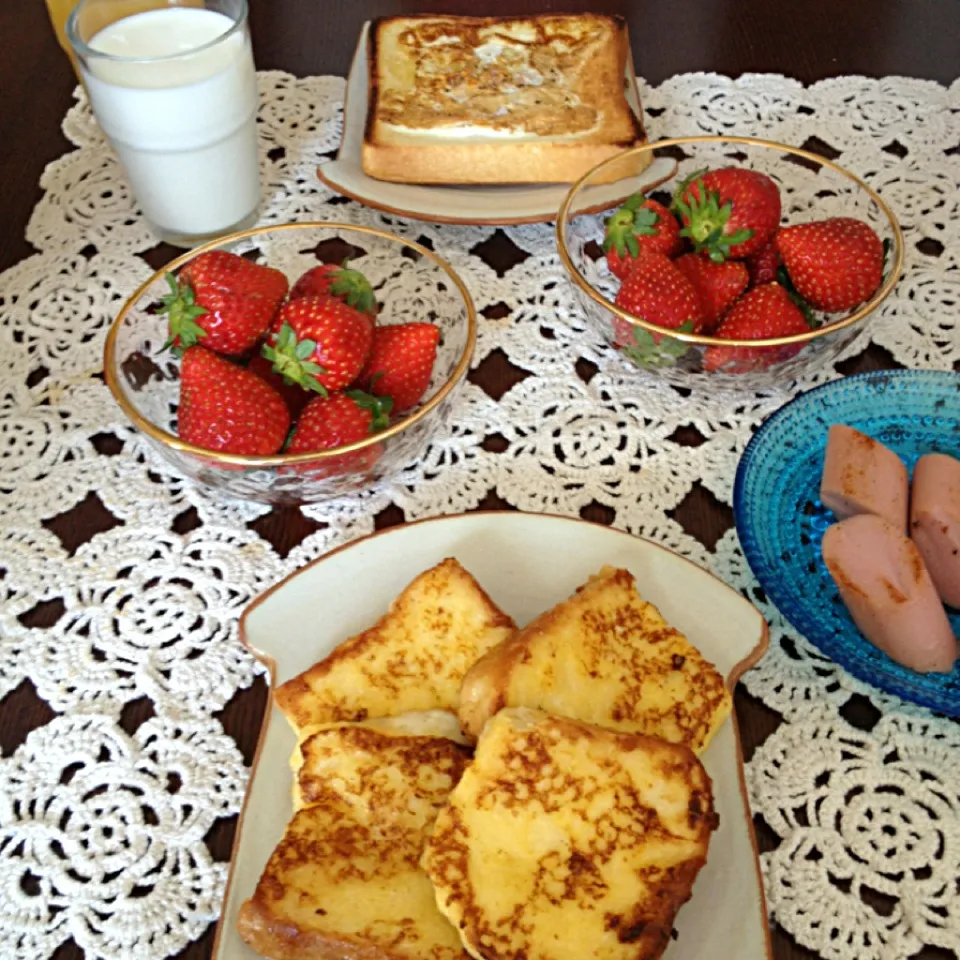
[556,136,904,392]
[104,223,476,505]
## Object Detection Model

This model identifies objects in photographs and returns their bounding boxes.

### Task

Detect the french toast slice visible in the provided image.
[290,712,470,813]
[362,14,648,185]
[422,708,718,960]
[238,723,472,960]
[458,566,731,753]
[275,558,516,735]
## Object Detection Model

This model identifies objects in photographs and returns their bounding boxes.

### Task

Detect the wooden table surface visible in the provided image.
[2,1,958,958]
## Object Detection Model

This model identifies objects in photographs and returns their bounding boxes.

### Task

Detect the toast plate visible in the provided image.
[316,23,679,226]
[735,369,960,714]
[214,512,771,960]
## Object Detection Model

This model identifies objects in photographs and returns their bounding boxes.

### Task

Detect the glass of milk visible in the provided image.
[67,0,261,247]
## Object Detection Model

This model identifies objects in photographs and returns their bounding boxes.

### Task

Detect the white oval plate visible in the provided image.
[317,23,679,225]
[214,512,771,960]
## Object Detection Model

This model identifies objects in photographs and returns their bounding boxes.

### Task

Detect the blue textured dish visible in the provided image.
[734,370,960,714]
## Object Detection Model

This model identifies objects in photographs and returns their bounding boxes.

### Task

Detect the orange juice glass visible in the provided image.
[46,0,82,75]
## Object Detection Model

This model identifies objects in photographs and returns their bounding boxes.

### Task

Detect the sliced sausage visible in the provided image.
[822,513,957,674]
[820,424,908,531]
[910,453,960,608]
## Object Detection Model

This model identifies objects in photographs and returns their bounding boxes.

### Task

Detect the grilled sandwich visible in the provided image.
[275,558,516,736]
[362,14,649,185]
[422,708,718,960]
[238,720,472,960]
[458,566,732,753]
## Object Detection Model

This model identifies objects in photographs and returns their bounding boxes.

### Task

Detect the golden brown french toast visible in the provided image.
[362,14,648,185]
[238,723,472,960]
[275,558,516,735]
[458,566,731,753]
[290,712,470,813]
[422,708,718,960]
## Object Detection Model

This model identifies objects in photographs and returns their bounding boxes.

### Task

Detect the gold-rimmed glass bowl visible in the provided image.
[557,136,904,391]
[104,222,476,504]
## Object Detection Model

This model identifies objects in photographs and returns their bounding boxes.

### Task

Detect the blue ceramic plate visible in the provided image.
[734,369,960,714]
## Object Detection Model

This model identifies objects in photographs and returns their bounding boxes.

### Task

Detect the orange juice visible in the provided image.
[46,0,79,52]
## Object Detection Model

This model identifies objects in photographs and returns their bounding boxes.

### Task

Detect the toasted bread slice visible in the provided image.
[275,559,516,735]
[422,708,718,960]
[238,724,471,960]
[459,566,731,753]
[362,14,648,185]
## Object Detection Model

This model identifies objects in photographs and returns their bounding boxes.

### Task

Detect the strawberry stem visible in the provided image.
[157,272,209,355]
[261,322,328,394]
[346,389,393,431]
[329,267,376,314]
[671,176,753,262]
[602,195,660,258]
[671,167,709,208]
[620,320,694,369]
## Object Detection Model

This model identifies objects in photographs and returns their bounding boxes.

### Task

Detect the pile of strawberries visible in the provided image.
[159,250,440,472]
[602,165,885,373]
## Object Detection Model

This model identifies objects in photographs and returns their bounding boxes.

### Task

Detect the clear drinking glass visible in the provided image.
[67,0,261,247]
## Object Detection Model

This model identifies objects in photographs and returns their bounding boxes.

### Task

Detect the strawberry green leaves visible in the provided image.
[619,321,696,369]
[290,263,377,314]
[159,273,209,355]
[603,195,660,259]
[328,268,376,314]
[673,184,754,263]
[672,167,781,263]
[261,321,328,395]
[602,195,682,278]
[345,389,393,431]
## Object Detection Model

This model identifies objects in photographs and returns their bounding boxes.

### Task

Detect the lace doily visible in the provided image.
[1,70,959,960]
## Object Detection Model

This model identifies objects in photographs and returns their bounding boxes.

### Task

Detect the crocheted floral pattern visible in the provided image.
[0,70,958,958]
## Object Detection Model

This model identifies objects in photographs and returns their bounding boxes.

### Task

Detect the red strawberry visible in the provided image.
[702,283,810,373]
[177,346,290,454]
[290,263,377,314]
[161,250,288,356]
[356,323,441,413]
[745,239,780,287]
[611,252,705,367]
[247,352,313,420]
[614,252,705,333]
[285,391,391,477]
[263,296,374,394]
[673,167,781,261]
[287,391,391,454]
[674,254,749,332]
[603,195,682,279]
[611,316,636,348]
[775,217,884,313]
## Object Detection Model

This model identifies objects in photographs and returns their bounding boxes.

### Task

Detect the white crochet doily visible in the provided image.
[1,71,959,960]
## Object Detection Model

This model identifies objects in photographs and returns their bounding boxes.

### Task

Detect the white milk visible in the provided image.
[82,7,260,241]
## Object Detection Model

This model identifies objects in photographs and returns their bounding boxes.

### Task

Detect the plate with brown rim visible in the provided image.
[214,511,771,959]
[316,23,678,226]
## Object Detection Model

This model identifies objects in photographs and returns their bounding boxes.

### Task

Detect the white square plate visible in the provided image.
[214,512,772,959]
[316,24,678,225]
